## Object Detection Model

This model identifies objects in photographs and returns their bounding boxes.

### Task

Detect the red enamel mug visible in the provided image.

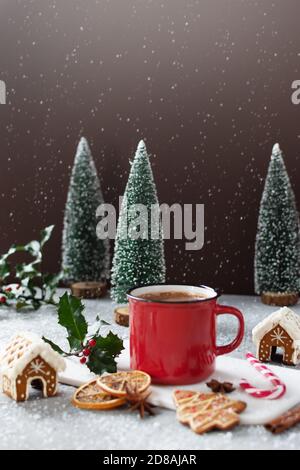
[128,285,244,385]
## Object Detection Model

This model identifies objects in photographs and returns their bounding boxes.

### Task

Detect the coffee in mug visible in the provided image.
[137,291,208,302]
[128,284,244,385]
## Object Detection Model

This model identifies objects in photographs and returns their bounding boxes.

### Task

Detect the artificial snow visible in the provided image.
[0,291,300,450]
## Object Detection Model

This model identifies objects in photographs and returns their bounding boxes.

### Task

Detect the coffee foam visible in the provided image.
[129,285,217,301]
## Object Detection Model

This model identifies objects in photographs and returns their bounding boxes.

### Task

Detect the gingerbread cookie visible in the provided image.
[173,390,246,434]
[252,307,300,366]
[190,408,242,434]
[173,390,207,407]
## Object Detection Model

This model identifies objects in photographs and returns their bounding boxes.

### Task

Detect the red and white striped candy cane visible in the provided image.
[239,353,286,400]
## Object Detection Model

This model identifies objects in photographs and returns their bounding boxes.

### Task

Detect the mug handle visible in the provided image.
[215,304,245,356]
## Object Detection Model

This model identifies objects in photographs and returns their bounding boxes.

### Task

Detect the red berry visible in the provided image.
[0,297,6,304]
[5,287,12,293]
[80,357,87,365]
[83,348,91,357]
[88,339,97,348]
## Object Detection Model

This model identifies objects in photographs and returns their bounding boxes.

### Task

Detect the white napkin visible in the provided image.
[60,341,300,426]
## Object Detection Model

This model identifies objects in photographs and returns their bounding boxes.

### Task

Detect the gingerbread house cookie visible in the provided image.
[253,307,300,366]
[0,332,66,402]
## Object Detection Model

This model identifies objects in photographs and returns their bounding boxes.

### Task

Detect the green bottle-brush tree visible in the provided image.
[255,143,300,302]
[111,140,166,303]
[62,137,110,284]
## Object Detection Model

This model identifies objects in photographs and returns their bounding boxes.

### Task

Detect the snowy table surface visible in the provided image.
[0,291,300,451]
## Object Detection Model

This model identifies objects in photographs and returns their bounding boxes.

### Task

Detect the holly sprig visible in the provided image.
[0,226,63,311]
[43,293,124,375]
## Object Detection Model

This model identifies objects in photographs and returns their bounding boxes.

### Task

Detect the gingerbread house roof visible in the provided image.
[253,307,300,345]
[0,332,66,380]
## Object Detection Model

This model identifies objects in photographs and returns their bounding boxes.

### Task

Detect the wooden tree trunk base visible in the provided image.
[114,306,130,327]
[261,292,299,307]
[71,282,107,299]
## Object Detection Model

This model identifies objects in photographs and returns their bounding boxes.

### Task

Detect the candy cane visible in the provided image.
[239,353,286,400]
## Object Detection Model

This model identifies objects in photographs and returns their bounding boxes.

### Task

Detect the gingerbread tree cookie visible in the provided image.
[0,332,66,402]
[253,307,300,366]
[173,391,246,434]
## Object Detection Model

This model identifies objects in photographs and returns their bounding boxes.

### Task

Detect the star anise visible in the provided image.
[125,382,156,419]
[206,379,236,394]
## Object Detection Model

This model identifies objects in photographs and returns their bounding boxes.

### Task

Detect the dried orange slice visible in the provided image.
[97,371,151,398]
[72,380,126,410]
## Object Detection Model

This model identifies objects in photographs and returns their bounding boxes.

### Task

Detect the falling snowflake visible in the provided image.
[29,359,45,375]
[270,328,287,345]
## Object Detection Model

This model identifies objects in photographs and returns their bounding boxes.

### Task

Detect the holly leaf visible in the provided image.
[96,332,124,356]
[87,350,118,375]
[40,225,55,247]
[25,240,41,258]
[43,337,68,356]
[16,264,40,281]
[0,260,10,281]
[43,294,123,375]
[42,272,64,301]
[43,272,63,290]
[86,332,124,375]
[16,300,30,311]
[68,336,82,352]
[31,299,42,311]
[58,293,88,351]
[0,225,58,312]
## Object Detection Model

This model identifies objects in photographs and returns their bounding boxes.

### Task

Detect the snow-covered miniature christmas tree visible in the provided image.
[111,140,166,303]
[62,138,110,284]
[255,143,300,306]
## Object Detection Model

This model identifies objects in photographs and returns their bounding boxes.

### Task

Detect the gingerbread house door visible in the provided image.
[259,325,294,365]
[15,355,57,401]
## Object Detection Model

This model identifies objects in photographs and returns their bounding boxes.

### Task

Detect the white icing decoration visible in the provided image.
[0,331,66,381]
[26,376,48,400]
[29,358,46,375]
[270,328,288,344]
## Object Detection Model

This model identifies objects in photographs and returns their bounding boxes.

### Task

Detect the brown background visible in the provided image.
[0,0,300,294]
